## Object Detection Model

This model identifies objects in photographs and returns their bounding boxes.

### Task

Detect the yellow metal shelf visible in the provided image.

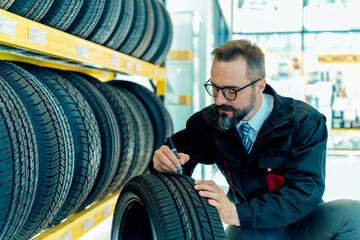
[34,191,120,240]
[0,9,166,95]
[167,50,194,60]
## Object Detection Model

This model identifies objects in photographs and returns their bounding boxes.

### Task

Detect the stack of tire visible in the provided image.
[1,0,172,65]
[0,60,173,240]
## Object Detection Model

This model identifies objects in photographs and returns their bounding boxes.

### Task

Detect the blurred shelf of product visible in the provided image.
[233,0,360,151]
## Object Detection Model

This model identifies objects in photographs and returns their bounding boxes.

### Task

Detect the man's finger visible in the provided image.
[153,161,175,173]
[157,155,179,173]
[154,148,178,173]
[195,180,217,186]
[198,190,221,201]
[163,147,183,168]
[194,184,217,193]
[194,181,220,193]
[178,153,190,165]
[208,199,222,210]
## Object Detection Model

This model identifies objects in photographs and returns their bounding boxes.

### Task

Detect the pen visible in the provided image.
[167,137,183,175]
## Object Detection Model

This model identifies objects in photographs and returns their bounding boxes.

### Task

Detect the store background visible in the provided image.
[84,0,360,238]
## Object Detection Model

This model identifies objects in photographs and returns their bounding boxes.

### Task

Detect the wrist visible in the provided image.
[231,203,240,226]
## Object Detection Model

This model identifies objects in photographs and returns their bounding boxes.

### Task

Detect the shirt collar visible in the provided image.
[236,93,273,133]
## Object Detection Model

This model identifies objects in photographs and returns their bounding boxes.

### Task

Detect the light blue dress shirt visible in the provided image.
[236,93,274,151]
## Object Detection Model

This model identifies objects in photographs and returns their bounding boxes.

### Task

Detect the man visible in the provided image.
[151,39,360,239]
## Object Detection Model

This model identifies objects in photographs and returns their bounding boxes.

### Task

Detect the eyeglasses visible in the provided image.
[203,79,261,101]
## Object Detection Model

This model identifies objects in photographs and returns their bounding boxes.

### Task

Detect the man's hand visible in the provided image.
[152,145,190,174]
[194,180,240,226]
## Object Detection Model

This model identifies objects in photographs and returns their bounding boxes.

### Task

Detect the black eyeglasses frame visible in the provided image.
[203,78,262,101]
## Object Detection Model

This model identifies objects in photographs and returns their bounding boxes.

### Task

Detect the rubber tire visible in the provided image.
[81,75,136,199]
[65,0,106,38]
[58,71,121,211]
[111,173,226,240]
[7,0,54,22]
[140,0,164,62]
[0,0,15,10]
[150,2,173,65]
[110,86,154,184]
[104,0,134,50]
[113,81,173,152]
[107,87,142,186]
[119,87,154,176]
[117,0,147,55]
[0,68,38,240]
[130,0,155,58]
[40,0,84,31]
[0,61,76,239]
[18,66,102,226]
[86,0,121,45]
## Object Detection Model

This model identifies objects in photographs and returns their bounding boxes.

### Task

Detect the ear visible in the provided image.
[257,79,266,93]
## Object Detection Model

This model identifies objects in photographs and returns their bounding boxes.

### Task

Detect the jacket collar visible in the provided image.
[262,84,296,130]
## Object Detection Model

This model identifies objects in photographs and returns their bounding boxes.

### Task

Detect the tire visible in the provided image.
[130,0,155,58]
[0,0,15,10]
[150,2,173,65]
[65,0,106,39]
[0,69,38,240]
[0,61,75,240]
[110,86,154,183]
[7,0,54,22]
[140,0,164,62]
[58,71,121,211]
[108,87,142,185]
[18,66,102,226]
[117,0,147,55]
[111,173,226,240]
[104,0,134,50]
[81,75,136,198]
[40,0,84,31]
[114,81,173,152]
[86,0,121,45]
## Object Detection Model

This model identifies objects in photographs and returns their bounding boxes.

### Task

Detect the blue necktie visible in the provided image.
[240,123,252,152]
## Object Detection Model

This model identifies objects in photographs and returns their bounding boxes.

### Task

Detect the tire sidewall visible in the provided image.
[112,183,163,240]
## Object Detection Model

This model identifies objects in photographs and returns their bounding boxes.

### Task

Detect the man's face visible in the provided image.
[210,57,264,130]
[215,90,256,130]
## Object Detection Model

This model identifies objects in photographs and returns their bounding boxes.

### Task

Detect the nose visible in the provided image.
[214,91,228,105]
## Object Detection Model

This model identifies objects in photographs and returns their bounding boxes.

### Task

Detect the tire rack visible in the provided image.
[0,9,166,95]
[33,190,121,240]
[0,8,166,240]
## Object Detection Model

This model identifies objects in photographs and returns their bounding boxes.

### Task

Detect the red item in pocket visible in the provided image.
[266,174,285,192]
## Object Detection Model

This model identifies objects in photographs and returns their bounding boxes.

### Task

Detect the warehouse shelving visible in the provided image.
[0,7,168,240]
[0,9,166,95]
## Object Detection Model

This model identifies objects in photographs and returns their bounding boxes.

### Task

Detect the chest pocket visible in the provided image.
[259,148,288,192]
[259,148,288,168]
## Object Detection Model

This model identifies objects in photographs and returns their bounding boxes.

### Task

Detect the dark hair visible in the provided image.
[211,39,265,81]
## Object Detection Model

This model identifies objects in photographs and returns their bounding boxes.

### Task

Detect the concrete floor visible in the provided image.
[82,153,360,240]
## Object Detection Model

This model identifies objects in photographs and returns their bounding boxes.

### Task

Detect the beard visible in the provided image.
[216,90,256,130]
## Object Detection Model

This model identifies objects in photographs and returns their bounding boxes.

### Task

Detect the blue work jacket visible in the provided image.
[151,84,327,229]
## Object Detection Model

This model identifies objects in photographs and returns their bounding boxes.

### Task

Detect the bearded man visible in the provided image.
[150,39,360,240]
